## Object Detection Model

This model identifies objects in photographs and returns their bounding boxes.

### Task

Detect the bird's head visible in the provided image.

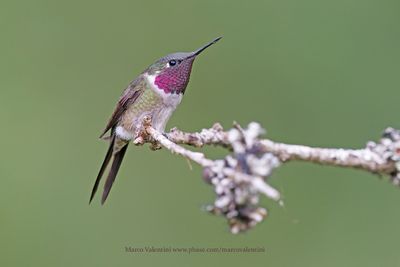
[145,37,222,94]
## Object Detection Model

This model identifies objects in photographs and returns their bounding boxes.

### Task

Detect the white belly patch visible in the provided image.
[116,126,134,140]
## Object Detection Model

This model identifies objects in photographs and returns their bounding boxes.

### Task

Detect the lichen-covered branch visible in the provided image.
[136,116,400,233]
[167,124,399,176]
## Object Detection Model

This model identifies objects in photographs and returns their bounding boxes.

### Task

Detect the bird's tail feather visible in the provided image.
[89,134,116,204]
[101,143,128,204]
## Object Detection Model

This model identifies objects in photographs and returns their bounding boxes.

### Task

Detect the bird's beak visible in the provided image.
[186,36,222,59]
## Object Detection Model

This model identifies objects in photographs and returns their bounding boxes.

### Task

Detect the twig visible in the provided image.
[136,116,400,233]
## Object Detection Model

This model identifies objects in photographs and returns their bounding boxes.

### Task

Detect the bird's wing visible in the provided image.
[99,75,146,138]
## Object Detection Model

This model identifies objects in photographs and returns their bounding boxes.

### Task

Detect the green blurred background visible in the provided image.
[1,0,400,266]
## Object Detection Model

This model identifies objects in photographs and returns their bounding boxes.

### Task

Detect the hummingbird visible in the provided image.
[89,37,222,204]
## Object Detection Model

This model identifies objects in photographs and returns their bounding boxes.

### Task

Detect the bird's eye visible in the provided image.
[169,60,177,66]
